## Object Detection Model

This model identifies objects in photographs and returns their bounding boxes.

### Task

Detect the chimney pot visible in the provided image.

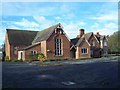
[79,29,85,38]
[96,32,99,35]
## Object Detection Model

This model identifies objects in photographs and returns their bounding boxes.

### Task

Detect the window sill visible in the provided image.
[54,55,63,57]
[81,53,88,55]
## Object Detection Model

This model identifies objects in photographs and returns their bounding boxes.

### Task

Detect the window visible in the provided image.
[93,41,95,46]
[104,41,107,46]
[13,46,17,55]
[104,51,107,54]
[31,51,37,55]
[81,48,88,54]
[100,40,103,48]
[55,38,62,56]
[91,40,95,46]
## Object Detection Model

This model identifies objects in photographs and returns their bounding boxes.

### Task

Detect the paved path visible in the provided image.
[2,57,119,88]
[30,56,119,66]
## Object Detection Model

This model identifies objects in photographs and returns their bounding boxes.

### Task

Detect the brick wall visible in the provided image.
[41,41,47,57]
[5,33,10,60]
[25,43,41,60]
[76,40,90,59]
[88,34,101,57]
[46,30,70,59]
[10,45,27,60]
[88,34,100,48]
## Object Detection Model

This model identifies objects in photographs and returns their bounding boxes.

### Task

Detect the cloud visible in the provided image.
[2,2,57,16]
[91,12,118,22]
[54,16,61,20]
[62,21,86,39]
[78,21,86,26]
[2,2,76,20]
[7,25,20,29]
[33,16,54,29]
[0,27,6,45]
[91,22,118,35]
[1,0,119,2]
[90,2,118,22]
[91,23,99,29]
[63,23,79,39]
[2,18,41,31]
[13,18,39,28]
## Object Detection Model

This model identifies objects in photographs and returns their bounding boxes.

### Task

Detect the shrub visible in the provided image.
[29,54,38,60]
[37,53,46,61]
[12,59,23,62]
[5,56,11,62]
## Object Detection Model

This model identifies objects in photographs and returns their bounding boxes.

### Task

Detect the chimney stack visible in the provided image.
[96,32,99,35]
[79,29,85,38]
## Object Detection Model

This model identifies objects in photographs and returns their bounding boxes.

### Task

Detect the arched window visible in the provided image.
[55,38,62,56]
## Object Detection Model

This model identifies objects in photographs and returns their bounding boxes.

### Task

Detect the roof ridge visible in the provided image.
[7,29,38,45]
[41,23,60,31]
[84,32,93,35]
[32,23,61,44]
[6,29,39,32]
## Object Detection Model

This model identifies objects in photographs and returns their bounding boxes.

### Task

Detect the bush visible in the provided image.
[5,56,11,62]
[12,59,23,62]
[37,53,46,61]
[29,54,38,60]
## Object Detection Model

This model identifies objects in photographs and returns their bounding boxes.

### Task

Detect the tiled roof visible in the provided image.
[32,23,61,44]
[82,32,93,40]
[71,32,93,46]
[6,29,38,45]
[18,42,41,50]
[70,38,79,45]
[75,38,84,46]
[6,23,61,46]
[95,35,106,41]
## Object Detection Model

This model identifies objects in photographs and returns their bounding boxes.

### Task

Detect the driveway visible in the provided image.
[2,57,119,88]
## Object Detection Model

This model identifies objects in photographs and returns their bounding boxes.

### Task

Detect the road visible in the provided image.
[2,58,119,88]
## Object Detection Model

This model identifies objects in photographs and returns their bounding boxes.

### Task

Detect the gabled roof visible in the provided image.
[71,32,93,46]
[18,42,41,50]
[6,23,67,47]
[6,29,38,45]
[95,35,108,41]
[70,38,79,45]
[76,37,91,47]
[82,32,93,41]
[32,23,61,44]
[76,38,84,46]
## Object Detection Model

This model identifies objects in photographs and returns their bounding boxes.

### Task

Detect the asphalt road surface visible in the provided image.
[2,59,119,88]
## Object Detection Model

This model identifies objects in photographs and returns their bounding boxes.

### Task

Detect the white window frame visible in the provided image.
[93,41,95,46]
[81,48,88,54]
[100,40,103,48]
[104,41,107,46]
[55,38,63,56]
[91,39,95,46]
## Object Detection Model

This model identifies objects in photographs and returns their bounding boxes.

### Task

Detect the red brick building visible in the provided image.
[5,23,70,61]
[5,23,108,61]
[70,29,108,59]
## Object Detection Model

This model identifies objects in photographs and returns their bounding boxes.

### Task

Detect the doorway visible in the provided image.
[18,51,23,60]
[90,50,93,57]
[70,48,76,58]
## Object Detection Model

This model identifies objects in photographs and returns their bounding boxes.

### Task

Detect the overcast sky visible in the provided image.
[0,0,118,45]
